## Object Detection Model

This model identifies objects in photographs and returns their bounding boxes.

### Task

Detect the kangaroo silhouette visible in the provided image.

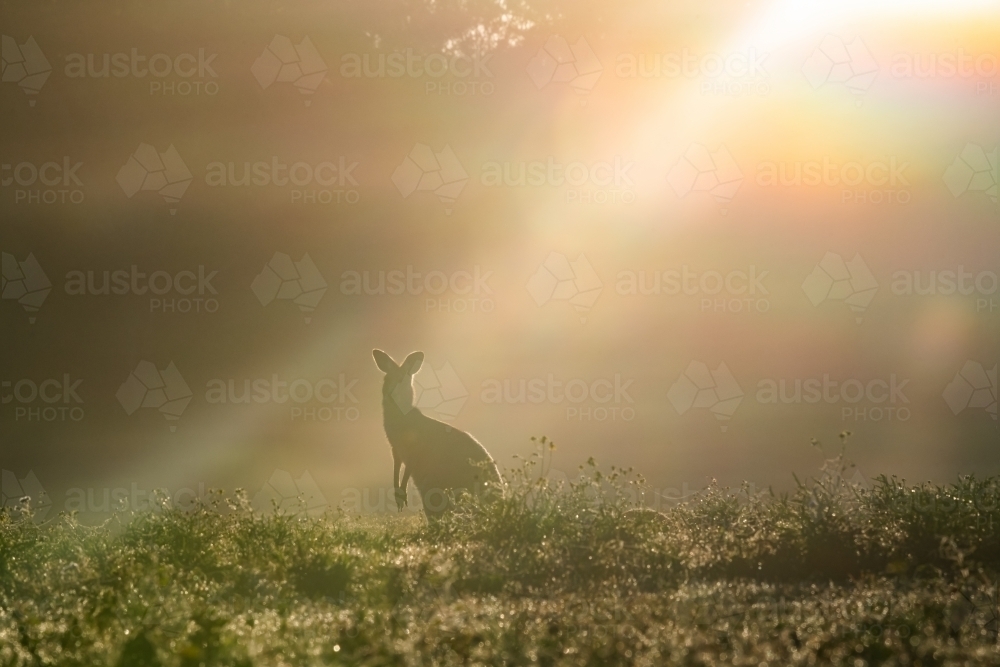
[373,349,500,519]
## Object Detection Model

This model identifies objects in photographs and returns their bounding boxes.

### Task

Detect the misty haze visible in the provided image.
[1,0,998,664]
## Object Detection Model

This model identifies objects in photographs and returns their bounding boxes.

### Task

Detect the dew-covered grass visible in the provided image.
[3,437,1000,666]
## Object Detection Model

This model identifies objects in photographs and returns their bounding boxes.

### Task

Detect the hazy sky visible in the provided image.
[1,0,997,520]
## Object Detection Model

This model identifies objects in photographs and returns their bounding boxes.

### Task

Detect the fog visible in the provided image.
[1,0,997,521]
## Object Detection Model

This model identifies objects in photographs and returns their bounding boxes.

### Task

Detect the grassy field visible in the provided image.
[3,438,1000,666]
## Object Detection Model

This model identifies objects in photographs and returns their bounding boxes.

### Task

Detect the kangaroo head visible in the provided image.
[372,349,424,415]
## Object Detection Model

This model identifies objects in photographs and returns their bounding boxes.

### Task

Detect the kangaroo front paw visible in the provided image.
[394,488,407,511]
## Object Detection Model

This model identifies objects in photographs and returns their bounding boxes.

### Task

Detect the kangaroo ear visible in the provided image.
[372,349,398,373]
[401,351,424,374]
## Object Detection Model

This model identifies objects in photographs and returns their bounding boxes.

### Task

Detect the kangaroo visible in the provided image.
[373,349,501,519]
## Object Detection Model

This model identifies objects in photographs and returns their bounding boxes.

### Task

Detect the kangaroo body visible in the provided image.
[373,349,500,518]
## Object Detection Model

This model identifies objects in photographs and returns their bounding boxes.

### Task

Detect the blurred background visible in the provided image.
[1,0,997,521]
